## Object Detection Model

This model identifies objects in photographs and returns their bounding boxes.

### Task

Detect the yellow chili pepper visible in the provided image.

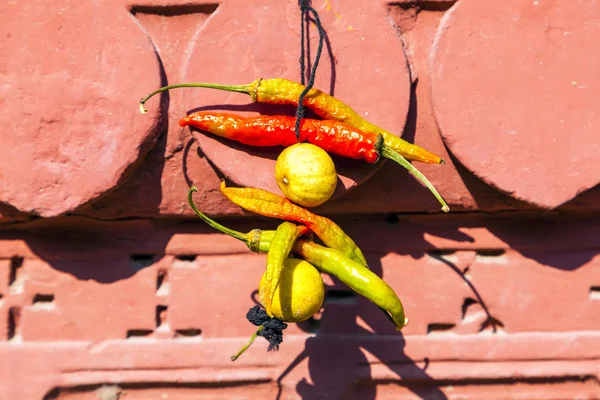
[219,181,368,266]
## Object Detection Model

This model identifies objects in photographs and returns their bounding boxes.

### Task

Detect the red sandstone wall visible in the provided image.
[1,0,599,399]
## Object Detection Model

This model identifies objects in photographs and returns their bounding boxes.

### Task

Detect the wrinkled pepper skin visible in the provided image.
[220,181,368,267]
[140,78,443,164]
[263,222,309,317]
[180,112,382,164]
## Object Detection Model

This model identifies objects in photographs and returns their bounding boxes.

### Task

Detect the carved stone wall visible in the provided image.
[1,0,599,399]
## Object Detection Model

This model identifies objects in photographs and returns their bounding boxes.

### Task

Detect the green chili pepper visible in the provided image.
[293,240,407,330]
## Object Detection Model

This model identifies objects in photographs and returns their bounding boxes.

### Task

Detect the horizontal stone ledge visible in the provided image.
[1,331,598,367]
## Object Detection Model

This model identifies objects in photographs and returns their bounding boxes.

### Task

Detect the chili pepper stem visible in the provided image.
[381,145,450,213]
[231,325,264,361]
[187,186,249,242]
[139,82,254,114]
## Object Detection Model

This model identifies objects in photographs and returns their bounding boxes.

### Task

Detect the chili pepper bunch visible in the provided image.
[140,78,450,212]
[187,183,407,360]
[140,77,449,359]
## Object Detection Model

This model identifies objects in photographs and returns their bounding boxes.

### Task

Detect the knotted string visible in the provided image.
[246,305,288,351]
[294,0,325,140]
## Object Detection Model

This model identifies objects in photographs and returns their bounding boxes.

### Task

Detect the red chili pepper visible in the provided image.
[140,78,444,165]
[180,112,381,163]
[182,112,449,212]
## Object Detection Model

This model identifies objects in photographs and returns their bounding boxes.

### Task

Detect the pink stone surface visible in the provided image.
[430,0,600,209]
[0,0,163,217]
[1,215,600,398]
[0,0,597,220]
[1,1,600,399]
[20,0,596,220]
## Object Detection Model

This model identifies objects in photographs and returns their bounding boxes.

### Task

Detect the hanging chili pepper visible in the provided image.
[180,112,381,163]
[181,112,449,212]
[139,78,444,165]
[262,222,309,317]
[219,181,368,266]
[187,187,407,330]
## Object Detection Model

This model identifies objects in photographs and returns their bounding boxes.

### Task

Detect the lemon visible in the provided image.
[259,258,325,322]
[275,143,338,207]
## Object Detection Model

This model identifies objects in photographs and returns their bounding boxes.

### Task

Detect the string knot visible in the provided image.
[246,305,288,352]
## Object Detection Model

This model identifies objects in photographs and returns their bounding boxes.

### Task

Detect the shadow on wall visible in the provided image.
[0,219,447,399]
[74,61,170,220]
[0,218,169,283]
[273,254,448,400]
[277,334,447,400]
[271,209,599,399]
[3,210,596,398]
[482,215,600,272]
[372,211,598,272]
[449,158,600,270]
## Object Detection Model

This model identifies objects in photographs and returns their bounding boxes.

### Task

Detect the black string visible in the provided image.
[299,3,306,86]
[294,0,325,140]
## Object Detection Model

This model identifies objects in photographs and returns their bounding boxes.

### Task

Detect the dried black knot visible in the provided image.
[246,305,288,352]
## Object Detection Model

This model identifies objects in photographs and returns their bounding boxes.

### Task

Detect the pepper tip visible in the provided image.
[265,307,274,318]
[139,100,148,114]
[179,115,190,127]
[442,205,450,213]
[439,158,446,165]
[396,317,409,331]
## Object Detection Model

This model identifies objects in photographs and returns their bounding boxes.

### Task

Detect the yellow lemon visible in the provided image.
[275,143,338,207]
[259,258,325,322]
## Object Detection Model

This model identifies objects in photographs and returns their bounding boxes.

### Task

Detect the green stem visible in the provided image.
[381,145,450,213]
[231,325,264,361]
[139,82,252,114]
[187,187,249,242]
